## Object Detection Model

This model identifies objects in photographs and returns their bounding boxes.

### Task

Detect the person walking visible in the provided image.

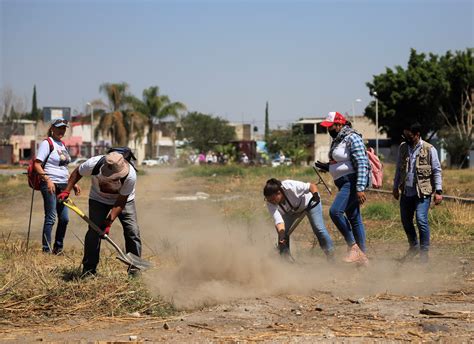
[393,122,443,263]
[58,151,142,276]
[320,112,369,265]
[34,118,80,254]
[263,178,334,260]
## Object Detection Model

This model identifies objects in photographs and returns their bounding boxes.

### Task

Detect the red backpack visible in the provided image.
[27,138,54,190]
[367,147,383,189]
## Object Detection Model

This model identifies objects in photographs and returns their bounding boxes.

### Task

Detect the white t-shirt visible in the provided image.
[78,155,137,205]
[329,138,355,180]
[36,138,71,183]
[266,180,312,225]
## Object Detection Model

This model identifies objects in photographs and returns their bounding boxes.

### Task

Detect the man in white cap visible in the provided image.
[58,151,142,276]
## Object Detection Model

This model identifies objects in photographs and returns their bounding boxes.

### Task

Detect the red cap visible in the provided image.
[320,112,347,127]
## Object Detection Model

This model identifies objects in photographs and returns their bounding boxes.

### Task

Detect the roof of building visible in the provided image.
[294,118,324,124]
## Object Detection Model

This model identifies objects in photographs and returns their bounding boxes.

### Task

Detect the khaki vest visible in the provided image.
[398,141,434,197]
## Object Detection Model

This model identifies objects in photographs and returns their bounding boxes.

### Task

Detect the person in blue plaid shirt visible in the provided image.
[320,112,370,265]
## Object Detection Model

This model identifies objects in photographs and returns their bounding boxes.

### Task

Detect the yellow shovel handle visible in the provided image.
[63,198,85,217]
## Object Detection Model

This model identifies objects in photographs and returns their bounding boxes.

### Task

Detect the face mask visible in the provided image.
[329,129,338,138]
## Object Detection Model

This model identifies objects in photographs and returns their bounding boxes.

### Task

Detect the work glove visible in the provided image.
[315,161,329,172]
[307,192,321,209]
[278,230,288,253]
[57,191,70,202]
[99,220,112,239]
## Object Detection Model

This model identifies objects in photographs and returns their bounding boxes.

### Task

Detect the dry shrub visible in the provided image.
[0,239,174,325]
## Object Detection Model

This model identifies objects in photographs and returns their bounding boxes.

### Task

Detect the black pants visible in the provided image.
[82,199,142,273]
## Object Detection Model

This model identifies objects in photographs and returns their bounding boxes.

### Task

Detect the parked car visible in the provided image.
[69,157,88,167]
[271,158,292,167]
[142,159,159,167]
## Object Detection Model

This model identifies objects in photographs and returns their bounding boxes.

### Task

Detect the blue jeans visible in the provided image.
[83,199,142,273]
[40,182,69,252]
[329,173,367,252]
[399,194,431,251]
[281,201,334,254]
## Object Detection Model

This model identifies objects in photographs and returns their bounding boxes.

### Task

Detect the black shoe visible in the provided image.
[81,269,97,279]
[326,250,336,263]
[419,250,429,264]
[128,267,141,278]
[398,246,419,263]
[52,247,63,255]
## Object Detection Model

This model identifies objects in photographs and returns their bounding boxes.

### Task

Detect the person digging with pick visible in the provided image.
[58,151,142,277]
[263,178,335,261]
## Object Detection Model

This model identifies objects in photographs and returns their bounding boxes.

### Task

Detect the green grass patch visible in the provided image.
[362,201,399,221]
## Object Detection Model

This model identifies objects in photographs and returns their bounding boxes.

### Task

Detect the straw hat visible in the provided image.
[100,152,129,179]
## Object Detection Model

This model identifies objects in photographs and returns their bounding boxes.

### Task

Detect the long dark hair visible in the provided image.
[46,125,54,138]
[263,178,282,197]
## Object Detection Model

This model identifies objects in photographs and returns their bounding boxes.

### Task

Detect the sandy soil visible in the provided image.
[1,167,473,342]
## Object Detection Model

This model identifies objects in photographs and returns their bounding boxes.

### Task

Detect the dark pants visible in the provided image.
[400,194,431,251]
[40,182,69,252]
[82,199,142,273]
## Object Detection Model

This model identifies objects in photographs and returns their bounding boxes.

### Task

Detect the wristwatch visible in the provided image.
[435,190,442,195]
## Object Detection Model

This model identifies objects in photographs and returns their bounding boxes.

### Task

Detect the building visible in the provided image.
[294,115,389,164]
[0,117,148,165]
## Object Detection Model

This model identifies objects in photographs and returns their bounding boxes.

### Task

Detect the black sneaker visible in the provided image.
[398,246,419,263]
[81,269,97,279]
[52,247,63,255]
[128,267,141,278]
[419,250,429,264]
[326,250,336,263]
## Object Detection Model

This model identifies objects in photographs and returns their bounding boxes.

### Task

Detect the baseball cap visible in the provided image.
[52,118,69,128]
[320,112,347,127]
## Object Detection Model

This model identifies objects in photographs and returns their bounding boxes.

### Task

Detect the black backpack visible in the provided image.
[91,147,138,182]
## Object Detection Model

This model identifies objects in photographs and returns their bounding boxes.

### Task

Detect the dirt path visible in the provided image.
[1,167,473,342]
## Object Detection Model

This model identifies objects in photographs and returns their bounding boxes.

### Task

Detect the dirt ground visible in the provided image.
[1,167,473,343]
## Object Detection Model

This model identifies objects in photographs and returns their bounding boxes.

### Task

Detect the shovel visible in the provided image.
[62,198,152,271]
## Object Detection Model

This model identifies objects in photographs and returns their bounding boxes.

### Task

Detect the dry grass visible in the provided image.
[0,238,174,326]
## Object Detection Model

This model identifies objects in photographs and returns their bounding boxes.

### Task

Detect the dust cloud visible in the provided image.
[140,199,457,310]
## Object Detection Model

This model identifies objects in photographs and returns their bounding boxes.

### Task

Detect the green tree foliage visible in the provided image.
[365,48,473,165]
[365,49,449,141]
[438,49,474,166]
[265,101,270,142]
[180,112,236,152]
[31,85,40,121]
[266,125,310,164]
[130,86,186,158]
[96,82,147,146]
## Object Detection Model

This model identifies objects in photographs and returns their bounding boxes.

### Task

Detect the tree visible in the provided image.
[264,101,270,142]
[31,85,39,121]
[365,48,473,165]
[365,49,449,142]
[438,49,474,166]
[96,82,147,146]
[131,86,186,158]
[266,125,309,164]
[180,112,236,152]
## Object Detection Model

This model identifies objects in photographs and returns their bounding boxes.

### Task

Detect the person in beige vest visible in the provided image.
[393,123,443,263]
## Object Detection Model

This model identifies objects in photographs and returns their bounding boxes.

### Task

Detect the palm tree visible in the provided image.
[138,86,186,158]
[96,82,147,147]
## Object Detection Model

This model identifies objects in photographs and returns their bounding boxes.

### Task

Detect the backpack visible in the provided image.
[91,147,138,182]
[27,138,54,190]
[367,147,383,189]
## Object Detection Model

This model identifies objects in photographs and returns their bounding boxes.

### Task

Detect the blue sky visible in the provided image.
[1,0,472,130]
